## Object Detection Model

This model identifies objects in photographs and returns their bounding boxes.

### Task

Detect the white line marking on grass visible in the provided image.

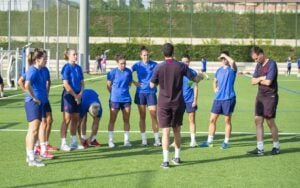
[1,129,300,135]
[0,75,106,100]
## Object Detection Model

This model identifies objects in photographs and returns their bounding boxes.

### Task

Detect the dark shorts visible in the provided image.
[201,69,206,72]
[211,97,236,116]
[287,67,291,71]
[0,74,3,84]
[134,92,157,106]
[255,94,278,119]
[25,100,42,122]
[185,102,197,113]
[61,91,81,113]
[110,101,131,110]
[158,105,185,128]
[41,102,52,118]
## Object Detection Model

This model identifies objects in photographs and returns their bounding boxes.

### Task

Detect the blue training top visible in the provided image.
[182,69,197,103]
[202,58,207,70]
[131,60,157,94]
[25,66,48,103]
[107,67,132,103]
[61,63,84,94]
[214,65,237,101]
[80,89,102,118]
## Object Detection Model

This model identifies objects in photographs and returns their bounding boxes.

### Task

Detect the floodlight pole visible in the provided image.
[8,0,11,51]
[79,0,89,73]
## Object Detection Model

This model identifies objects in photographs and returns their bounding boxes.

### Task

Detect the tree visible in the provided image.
[130,0,144,10]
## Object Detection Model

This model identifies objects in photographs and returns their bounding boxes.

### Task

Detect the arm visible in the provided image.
[75,80,85,105]
[63,80,77,98]
[192,83,198,107]
[213,78,218,93]
[220,53,237,71]
[132,80,141,87]
[18,76,26,91]
[251,76,266,85]
[107,80,112,93]
[25,81,40,105]
[193,72,204,83]
[46,79,51,96]
[150,82,157,88]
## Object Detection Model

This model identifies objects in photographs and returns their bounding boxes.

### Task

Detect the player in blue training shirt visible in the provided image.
[131,46,161,147]
[201,57,209,80]
[78,89,102,148]
[107,54,133,148]
[60,48,84,151]
[199,51,237,149]
[24,48,48,167]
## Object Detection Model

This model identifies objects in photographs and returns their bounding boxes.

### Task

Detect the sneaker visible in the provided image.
[198,141,213,148]
[40,151,54,160]
[171,158,181,165]
[271,147,280,155]
[46,144,58,152]
[108,141,115,148]
[70,141,79,150]
[124,141,132,147]
[247,148,264,155]
[160,162,170,169]
[220,142,229,149]
[82,140,89,149]
[153,140,162,147]
[90,139,101,147]
[34,145,41,155]
[28,159,46,167]
[190,141,197,147]
[60,144,71,152]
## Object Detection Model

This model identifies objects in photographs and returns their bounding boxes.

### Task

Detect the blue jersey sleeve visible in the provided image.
[107,69,115,81]
[61,65,70,81]
[266,61,277,81]
[26,68,36,83]
[183,64,197,81]
[131,63,138,72]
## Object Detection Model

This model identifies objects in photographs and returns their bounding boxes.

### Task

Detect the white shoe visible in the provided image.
[60,144,71,151]
[153,140,162,147]
[124,141,132,147]
[141,141,148,146]
[190,141,197,147]
[108,141,115,148]
[28,159,46,167]
[76,145,85,150]
[70,141,79,150]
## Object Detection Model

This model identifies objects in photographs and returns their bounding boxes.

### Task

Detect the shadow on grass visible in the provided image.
[180,147,300,167]
[0,122,22,129]
[8,170,155,188]
[0,98,23,107]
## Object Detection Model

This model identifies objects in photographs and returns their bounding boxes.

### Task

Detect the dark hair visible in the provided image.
[251,46,264,55]
[181,54,190,60]
[27,48,45,66]
[115,54,126,62]
[64,48,76,61]
[220,50,230,56]
[162,43,174,57]
[140,45,148,53]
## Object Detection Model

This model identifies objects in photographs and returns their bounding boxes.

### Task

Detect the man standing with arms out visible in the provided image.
[150,43,203,168]
[199,51,237,149]
[248,46,280,155]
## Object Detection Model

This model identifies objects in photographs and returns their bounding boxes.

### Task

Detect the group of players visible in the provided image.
[20,44,281,168]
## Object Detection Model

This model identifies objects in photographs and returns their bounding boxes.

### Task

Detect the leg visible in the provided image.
[61,112,71,139]
[188,112,197,146]
[79,115,87,143]
[162,127,170,162]
[138,105,147,145]
[90,117,100,142]
[172,126,182,164]
[122,106,131,146]
[208,113,219,139]
[149,105,160,145]
[255,116,264,142]
[224,115,232,142]
[45,112,53,143]
[26,120,40,161]
[108,108,119,147]
[266,118,279,142]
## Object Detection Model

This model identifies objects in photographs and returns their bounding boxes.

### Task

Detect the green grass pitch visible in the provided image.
[0,73,299,187]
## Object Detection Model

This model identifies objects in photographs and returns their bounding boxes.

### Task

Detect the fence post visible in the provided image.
[128,1,131,42]
[56,0,59,79]
[43,0,46,49]
[296,3,298,48]
[8,0,11,51]
[27,0,31,45]
[273,3,277,45]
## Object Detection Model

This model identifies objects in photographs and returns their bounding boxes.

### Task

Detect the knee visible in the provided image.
[209,117,217,124]
[254,116,263,125]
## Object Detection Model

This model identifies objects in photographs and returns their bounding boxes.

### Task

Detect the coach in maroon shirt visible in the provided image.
[150,43,203,168]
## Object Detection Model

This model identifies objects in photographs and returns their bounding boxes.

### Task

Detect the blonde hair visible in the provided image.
[64,48,76,61]
[89,102,101,117]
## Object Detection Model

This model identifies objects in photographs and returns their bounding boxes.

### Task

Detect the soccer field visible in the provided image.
[0,73,300,187]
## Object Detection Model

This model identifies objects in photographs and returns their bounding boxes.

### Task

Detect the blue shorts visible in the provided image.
[134,92,157,106]
[61,91,81,113]
[41,102,52,118]
[185,102,197,113]
[110,101,131,110]
[25,100,42,122]
[211,98,236,116]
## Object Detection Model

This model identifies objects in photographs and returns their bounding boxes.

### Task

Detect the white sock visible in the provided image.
[273,141,280,149]
[70,135,77,143]
[26,149,34,161]
[91,135,97,142]
[207,135,214,143]
[224,137,229,144]
[61,138,67,145]
[81,135,87,140]
[45,141,49,145]
[163,150,169,162]
[190,133,196,143]
[35,141,39,147]
[141,132,147,143]
[175,148,181,158]
[124,131,130,142]
[0,92,3,97]
[108,131,114,142]
[40,142,46,153]
[257,141,264,151]
[154,132,159,142]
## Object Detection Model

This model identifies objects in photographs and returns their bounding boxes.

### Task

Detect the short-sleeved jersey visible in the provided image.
[214,66,237,101]
[80,89,102,118]
[182,69,198,103]
[287,60,292,68]
[61,63,84,94]
[131,60,157,94]
[25,66,48,103]
[253,60,278,96]
[151,59,197,107]
[107,67,132,103]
